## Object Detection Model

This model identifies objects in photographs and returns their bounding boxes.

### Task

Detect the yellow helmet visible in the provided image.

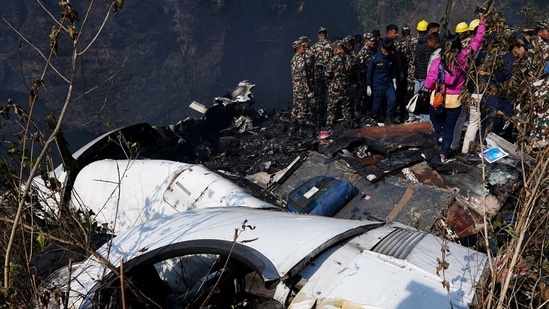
[417,20,428,31]
[455,22,469,33]
[469,19,480,31]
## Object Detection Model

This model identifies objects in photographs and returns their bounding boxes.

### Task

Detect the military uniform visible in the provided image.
[325,42,351,127]
[343,35,360,117]
[311,28,333,125]
[291,41,313,124]
[391,37,408,119]
[527,35,549,78]
[300,36,316,93]
[401,35,418,93]
[356,34,375,116]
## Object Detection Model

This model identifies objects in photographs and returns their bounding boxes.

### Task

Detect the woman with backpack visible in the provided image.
[424,15,486,163]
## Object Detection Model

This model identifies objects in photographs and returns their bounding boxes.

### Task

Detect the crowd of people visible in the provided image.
[290,9,549,163]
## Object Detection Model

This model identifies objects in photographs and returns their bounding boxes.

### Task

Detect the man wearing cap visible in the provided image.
[343,35,360,118]
[413,22,439,94]
[402,20,427,122]
[399,25,416,121]
[455,22,471,48]
[527,20,549,78]
[300,36,316,103]
[382,24,407,121]
[290,39,314,127]
[366,38,399,125]
[325,40,351,128]
[356,33,376,117]
[311,27,333,126]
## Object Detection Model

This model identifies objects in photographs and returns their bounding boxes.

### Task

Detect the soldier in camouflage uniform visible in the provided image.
[400,26,417,94]
[527,20,549,79]
[290,40,314,126]
[325,41,351,128]
[343,35,360,118]
[356,32,376,117]
[300,36,316,122]
[403,21,427,122]
[399,25,417,121]
[299,36,315,94]
[311,27,333,127]
[526,20,549,148]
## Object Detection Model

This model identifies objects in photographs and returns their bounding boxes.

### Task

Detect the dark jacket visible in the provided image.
[366,51,397,89]
[413,34,433,80]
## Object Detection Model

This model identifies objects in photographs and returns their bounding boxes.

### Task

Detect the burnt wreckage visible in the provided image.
[54,81,522,240]
[29,80,526,308]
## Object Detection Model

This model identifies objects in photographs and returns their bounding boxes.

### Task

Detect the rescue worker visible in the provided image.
[414,22,439,94]
[424,16,486,163]
[450,22,475,153]
[372,29,382,52]
[482,37,529,141]
[325,40,351,128]
[356,32,376,117]
[527,19,549,78]
[311,27,333,126]
[399,25,415,121]
[405,20,428,122]
[366,38,399,125]
[455,22,470,49]
[343,35,360,118]
[354,34,363,53]
[382,24,406,121]
[300,35,316,122]
[290,40,313,127]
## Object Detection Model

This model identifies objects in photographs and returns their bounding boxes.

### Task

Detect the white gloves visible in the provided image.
[393,78,397,91]
[307,92,314,98]
[366,86,372,97]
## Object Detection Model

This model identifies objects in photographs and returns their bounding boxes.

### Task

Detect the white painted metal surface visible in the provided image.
[37,208,486,309]
[69,159,278,233]
[42,207,378,308]
[292,228,486,309]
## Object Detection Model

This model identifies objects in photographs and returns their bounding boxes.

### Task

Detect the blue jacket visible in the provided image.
[366,51,396,89]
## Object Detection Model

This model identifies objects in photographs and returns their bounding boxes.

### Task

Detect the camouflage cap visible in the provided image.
[538,19,549,30]
[318,26,328,34]
[343,35,353,45]
[402,25,410,31]
[332,40,344,48]
[299,35,310,43]
[291,40,301,49]
[363,32,375,41]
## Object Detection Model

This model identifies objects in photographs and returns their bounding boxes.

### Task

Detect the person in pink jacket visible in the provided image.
[424,17,486,163]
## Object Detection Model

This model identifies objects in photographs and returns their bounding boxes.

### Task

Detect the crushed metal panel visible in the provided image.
[447,201,482,238]
[271,151,452,231]
[335,176,451,231]
[403,161,448,189]
[322,121,437,156]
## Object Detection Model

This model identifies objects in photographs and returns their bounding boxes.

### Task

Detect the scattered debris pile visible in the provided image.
[62,81,525,245]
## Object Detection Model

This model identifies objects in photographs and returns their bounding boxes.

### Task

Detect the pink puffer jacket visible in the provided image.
[424,19,486,95]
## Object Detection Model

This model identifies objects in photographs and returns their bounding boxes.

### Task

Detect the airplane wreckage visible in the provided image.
[30,81,528,308]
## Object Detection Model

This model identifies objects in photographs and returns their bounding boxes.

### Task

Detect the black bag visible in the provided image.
[406,91,431,115]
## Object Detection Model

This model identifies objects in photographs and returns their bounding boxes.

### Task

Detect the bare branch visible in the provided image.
[78,2,114,56]
[2,19,70,84]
